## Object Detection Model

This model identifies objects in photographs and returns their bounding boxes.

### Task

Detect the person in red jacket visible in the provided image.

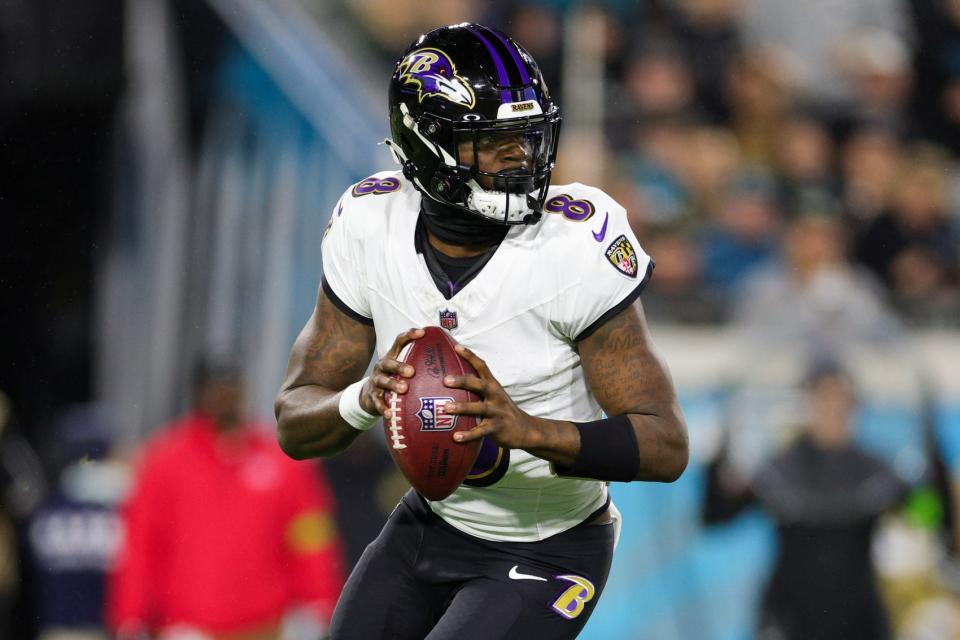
[108,359,345,640]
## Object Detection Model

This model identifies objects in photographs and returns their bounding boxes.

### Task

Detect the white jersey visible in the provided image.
[321,170,652,542]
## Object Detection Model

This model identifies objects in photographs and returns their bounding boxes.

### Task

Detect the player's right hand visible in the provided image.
[359,328,424,418]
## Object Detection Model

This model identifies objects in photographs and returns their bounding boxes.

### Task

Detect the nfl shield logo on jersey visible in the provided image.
[417,396,457,431]
[439,309,458,330]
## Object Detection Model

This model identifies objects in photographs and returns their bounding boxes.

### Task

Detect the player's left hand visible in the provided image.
[443,344,539,449]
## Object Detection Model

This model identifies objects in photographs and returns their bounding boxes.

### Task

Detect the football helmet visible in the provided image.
[387,24,562,226]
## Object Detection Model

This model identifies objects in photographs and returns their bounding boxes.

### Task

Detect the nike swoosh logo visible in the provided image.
[508,565,547,582]
[592,213,609,242]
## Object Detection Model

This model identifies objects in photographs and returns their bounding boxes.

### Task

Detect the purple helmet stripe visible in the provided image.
[466,27,513,103]
[487,28,531,85]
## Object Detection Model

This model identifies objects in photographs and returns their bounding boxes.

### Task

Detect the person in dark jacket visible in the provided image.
[706,361,909,640]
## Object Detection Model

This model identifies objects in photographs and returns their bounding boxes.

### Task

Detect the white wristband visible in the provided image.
[338,377,380,431]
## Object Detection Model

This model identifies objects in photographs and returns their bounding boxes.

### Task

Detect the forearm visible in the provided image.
[526,411,687,483]
[627,411,688,482]
[522,417,580,468]
[275,385,363,459]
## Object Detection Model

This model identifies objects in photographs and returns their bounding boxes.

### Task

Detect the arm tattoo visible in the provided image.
[578,300,688,481]
[286,290,375,393]
[579,307,665,416]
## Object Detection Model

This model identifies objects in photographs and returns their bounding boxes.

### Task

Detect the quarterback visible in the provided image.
[276,23,688,639]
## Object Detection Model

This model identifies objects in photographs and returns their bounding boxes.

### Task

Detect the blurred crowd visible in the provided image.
[327,0,960,331]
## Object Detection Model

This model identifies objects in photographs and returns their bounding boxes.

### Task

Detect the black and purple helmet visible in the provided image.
[387,23,562,225]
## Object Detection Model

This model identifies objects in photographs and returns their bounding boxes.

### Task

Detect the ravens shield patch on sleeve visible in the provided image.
[604,235,638,278]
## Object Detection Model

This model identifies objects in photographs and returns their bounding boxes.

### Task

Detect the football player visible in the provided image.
[275,24,689,639]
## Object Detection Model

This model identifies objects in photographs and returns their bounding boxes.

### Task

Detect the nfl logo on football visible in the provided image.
[439,309,458,330]
[417,396,457,431]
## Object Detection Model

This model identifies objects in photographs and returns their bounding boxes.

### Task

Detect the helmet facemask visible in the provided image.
[452,117,560,224]
[390,102,561,226]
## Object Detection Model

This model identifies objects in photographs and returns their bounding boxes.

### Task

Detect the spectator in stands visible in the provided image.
[855,145,959,295]
[836,29,915,132]
[620,38,698,127]
[909,0,960,153]
[772,113,838,218]
[739,0,909,111]
[840,121,903,227]
[726,47,796,164]
[734,212,901,350]
[24,405,129,640]
[108,358,344,640]
[618,114,697,226]
[641,226,725,324]
[699,169,781,295]
[681,124,743,221]
[888,245,960,328]
[661,0,745,123]
[705,361,910,640]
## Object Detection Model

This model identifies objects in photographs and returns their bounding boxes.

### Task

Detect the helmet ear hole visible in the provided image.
[422,118,441,138]
[431,175,455,198]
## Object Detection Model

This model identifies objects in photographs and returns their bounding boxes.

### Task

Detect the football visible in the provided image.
[385,326,482,501]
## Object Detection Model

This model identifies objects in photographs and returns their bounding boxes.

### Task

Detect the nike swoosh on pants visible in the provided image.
[508,565,547,581]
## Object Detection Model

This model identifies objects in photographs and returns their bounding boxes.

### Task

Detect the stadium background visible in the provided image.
[2,0,960,638]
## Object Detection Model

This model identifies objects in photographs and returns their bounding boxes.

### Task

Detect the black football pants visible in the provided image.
[330,490,615,639]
